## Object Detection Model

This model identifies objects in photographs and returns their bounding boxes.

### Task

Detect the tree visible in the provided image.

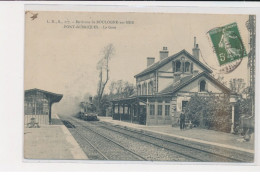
[109,80,124,95]
[92,94,111,116]
[96,44,115,113]
[92,80,135,116]
[212,73,227,86]
[185,94,232,132]
[122,81,135,98]
[229,78,246,95]
[109,80,135,99]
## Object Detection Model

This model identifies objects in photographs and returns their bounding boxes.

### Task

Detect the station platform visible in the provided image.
[98,117,254,154]
[24,114,87,160]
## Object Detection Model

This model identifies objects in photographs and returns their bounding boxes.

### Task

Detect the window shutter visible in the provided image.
[172,61,175,73]
[191,63,193,73]
[182,62,185,73]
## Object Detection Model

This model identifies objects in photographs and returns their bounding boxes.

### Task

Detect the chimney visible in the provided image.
[192,37,200,60]
[159,46,169,60]
[147,57,155,67]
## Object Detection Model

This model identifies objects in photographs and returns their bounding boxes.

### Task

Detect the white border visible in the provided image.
[0,1,260,172]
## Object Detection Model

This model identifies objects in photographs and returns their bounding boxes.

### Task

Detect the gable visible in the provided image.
[158,72,231,95]
[134,49,212,78]
[180,76,224,93]
[158,53,205,74]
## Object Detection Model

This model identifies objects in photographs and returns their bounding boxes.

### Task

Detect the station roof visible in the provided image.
[112,72,231,104]
[134,49,213,78]
[25,88,63,103]
[159,72,231,95]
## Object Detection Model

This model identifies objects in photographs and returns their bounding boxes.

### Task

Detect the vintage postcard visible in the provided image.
[24,11,255,162]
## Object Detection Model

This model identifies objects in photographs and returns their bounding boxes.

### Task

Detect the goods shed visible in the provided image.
[24,88,63,126]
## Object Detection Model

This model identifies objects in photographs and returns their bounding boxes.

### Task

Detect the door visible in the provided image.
[182,100,189,111]
[139,105,147,125]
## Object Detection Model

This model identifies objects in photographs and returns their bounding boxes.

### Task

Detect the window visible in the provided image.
[133,105,137,116]
[200,80,206,92]
[157,105,162,116]
[148,81,153,95]
[124,106,128,114]
[120,105,124,114]
[150,104,155,115]
[182,101,188,111]
[142,83,147,95]
[165,105,170,116]
[114,105,118,114]
[137,85,141,95]
[185,62,190,72]
[176,61,181,72]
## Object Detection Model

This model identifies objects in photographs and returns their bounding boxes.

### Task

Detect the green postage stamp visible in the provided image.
[208,22,247,66]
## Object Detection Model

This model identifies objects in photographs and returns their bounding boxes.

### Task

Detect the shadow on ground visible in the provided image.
[51,118,63,125]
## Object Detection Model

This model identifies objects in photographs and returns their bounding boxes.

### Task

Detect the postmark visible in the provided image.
[207,22,247,74]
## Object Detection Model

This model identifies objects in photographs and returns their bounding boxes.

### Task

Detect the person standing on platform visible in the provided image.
[180,110,186,130]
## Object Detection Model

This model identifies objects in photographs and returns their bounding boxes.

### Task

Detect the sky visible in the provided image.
[24,11,251,114]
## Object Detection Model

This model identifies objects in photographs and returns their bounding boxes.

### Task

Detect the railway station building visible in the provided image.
[24,88,63,126]
[111,39,231,126]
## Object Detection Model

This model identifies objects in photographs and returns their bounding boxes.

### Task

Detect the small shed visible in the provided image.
[24,88,63,126]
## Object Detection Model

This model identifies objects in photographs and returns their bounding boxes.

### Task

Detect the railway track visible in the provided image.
[61,117,147,161]
[87,120,253,162]
[62,120,108,160]
[70,117,202,161]
[61,115,253,162]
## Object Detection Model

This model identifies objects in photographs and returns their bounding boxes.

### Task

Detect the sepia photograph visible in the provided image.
[24,11,255,162]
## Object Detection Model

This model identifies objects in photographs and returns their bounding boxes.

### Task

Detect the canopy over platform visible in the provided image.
[24,88,63,125]
[25,88,63,104]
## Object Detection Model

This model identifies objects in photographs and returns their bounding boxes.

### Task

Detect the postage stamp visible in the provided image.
[207,22,247,73]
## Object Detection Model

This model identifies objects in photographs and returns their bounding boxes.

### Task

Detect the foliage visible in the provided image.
[229,78,246,95]
[109,80,135,99]
[212,73,227,86]
[93,94,111,116]
[92,80,135,116]
[236,97,252,117]
[185,93,232,132]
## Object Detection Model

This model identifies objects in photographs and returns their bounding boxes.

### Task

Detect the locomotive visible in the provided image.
[78,97,99,121]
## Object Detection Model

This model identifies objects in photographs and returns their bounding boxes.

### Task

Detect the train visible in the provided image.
[77,97,99,121]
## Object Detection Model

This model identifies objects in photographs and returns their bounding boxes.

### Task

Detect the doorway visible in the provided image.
[182,100,189,111]
[139,105,147,125]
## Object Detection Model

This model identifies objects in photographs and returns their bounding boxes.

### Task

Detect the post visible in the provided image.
[127,104,130,121]
[119,103,121,121]
[231,104,235,133]
[230,94,237,133]
[146,99,149,126]
[122,103,125,121]
[112,103,115,119]
[49,102,52,125]
[34,99,37,117]
[130,104,133,123]
[137,102,140,124]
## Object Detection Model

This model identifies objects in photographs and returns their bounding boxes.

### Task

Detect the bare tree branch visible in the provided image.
[96,44,115,113]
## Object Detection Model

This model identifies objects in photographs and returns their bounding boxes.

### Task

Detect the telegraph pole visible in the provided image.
[246,15,256,117]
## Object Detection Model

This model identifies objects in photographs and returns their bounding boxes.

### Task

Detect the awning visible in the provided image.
[25,88,63,103]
